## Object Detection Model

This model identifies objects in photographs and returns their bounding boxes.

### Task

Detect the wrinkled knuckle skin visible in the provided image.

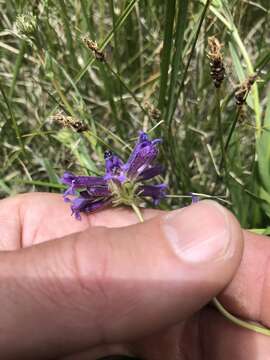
[69,229,113,313]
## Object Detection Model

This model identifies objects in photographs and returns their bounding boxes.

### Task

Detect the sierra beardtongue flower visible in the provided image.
[60,132,167,220]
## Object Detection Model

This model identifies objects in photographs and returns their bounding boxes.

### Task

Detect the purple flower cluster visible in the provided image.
[60,132,167,220]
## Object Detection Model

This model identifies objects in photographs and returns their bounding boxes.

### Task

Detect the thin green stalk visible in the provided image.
[213,298,270,336]
[0,83,25,155]
[216,88,227,177]
[131,203,144,223]
[21,180,65,189]
[165,0,188,125]
[158,0,176,112]
[58,0,77,70]
[9,40,26,99]
[109,0,126,132]
[224,107,241,152]
[80,0,93,35]
[105,62,149,118]
[51,78,76,118]
[168,0,212,131]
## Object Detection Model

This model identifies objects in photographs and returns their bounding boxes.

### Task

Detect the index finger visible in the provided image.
[0,192,161,249]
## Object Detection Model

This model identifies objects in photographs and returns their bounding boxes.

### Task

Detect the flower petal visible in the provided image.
[61,172,107,201]
[71,197,112,220]
[138,184,167,205]
[124,132,150,171]
[124,132,162,179]
[139,164,164,180]
[61,172,107,187]
[190,192,199,204]
[104,153,126,183]
[126,144,159,178]
[86,185,111,197]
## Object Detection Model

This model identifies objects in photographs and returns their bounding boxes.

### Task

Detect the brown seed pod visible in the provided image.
[144,101,161,120]
[234,74,257,106]
[207,36,225,88]
[52,111,88,132]
[82,37,106,62]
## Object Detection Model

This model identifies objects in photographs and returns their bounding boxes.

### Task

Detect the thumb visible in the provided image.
[0,201,243,359]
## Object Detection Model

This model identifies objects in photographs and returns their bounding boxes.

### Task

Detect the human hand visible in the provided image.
[0,192,268,359]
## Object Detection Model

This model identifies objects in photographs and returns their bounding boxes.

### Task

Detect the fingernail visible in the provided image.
[162,201,232,263]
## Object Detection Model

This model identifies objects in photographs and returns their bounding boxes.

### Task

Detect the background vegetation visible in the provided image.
[0,0,269,230]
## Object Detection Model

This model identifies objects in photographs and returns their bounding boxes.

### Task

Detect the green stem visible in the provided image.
[105,62,148,118]
[213,297,270,336]
[216,88,227,180]
[168,0,212,132]
[218,107,241,176]
[131,203,144,223]
[0,83,25,155]
[224,107,241,152]
[9,40,26,99]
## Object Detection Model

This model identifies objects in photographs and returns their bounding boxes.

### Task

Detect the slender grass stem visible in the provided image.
[213,298,270,336]
[216,88,227,178]
[168,0,212,131]
[51,79,76,118]
[158,0,176,113]
[104,62,148,118]
[165,0,188,125]
[218,107,241,172]
[0,84,25,155]
[165,193,231,205]
[9,40,26,99]
[58,0,77,70]
[224,107,241,152]
[19,180,65,189]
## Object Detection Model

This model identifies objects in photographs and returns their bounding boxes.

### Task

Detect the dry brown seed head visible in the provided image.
[144,101,161,120]
[208,36,223,61]
[52,111,88,132]
[234,74,258,106]
[82,36,106,62]
[207,36,225,88]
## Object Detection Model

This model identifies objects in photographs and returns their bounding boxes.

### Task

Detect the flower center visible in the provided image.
[108,179,142,207]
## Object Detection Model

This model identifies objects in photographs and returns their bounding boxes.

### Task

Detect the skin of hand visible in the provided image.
[0,193,270,360]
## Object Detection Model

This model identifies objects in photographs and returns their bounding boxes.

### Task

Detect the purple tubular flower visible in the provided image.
[86,185,110,197]
[71,197,111,220]
[60,131,166,220]
[125,139,162,180]
[61,172,107,201]
[125,132,149,168]
[127,145,158,179]
[139,164,164,180]
[124,132,162,178]
[104,152,126,183]
[61,172,106,187]
[138,184,167,205]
